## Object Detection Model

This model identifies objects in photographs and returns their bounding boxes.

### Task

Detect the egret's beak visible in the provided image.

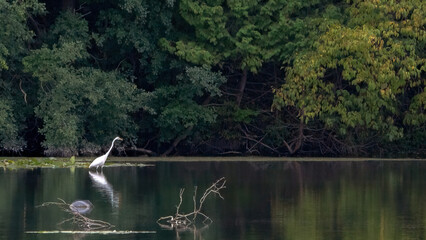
[118,137,123,141]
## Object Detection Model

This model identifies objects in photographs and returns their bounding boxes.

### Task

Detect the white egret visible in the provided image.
[89,137,123,170]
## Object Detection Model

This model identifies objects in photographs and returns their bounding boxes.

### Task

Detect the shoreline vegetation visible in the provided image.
[0,0,424,158]
[1,157,425,170]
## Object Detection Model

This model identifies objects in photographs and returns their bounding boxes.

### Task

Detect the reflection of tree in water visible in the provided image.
[88,171,119,209]
[268,161,426,240]
[159,223,210,240]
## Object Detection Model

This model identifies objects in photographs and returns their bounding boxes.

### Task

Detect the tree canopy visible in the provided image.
[0,0,424,157]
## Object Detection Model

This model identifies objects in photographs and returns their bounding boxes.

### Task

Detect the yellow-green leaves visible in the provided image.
[174,41,219,66]
[273,0,425,142]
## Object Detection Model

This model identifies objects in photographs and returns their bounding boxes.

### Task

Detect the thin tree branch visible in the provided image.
[157,177,226,231]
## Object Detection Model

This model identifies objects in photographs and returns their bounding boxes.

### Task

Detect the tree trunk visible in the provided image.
[283,116,304,154]
[161,126,193,156]
[236,68,247,107]
[161,96,212,156]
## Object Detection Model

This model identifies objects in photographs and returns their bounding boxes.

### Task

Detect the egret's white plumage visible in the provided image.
[89,137,122,170]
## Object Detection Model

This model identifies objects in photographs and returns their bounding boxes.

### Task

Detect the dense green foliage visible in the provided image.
[0,0,424,157]
[0,0,45,151]
[273,0,425,155]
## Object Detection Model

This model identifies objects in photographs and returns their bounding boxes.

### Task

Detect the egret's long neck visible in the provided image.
[106,139,118,156]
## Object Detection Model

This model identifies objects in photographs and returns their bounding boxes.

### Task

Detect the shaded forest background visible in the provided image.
[0,0,424,157]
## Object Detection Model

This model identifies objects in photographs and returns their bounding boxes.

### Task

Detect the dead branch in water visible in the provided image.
[157,177,226,231]
[37,198,113,230]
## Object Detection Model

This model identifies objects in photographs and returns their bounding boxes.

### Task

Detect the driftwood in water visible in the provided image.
[157,177,226,231]
[25,230,156,234]
[37,198,113,230]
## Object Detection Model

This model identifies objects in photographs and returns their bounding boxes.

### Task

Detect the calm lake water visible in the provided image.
[1,159,426,240]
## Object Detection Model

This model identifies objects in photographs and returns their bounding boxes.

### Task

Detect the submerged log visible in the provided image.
[25,230,156,234]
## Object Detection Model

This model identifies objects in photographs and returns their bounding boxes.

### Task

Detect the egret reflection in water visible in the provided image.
[88,171,120,209]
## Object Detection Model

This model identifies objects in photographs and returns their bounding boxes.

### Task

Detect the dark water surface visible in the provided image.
[1,160,426,239]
